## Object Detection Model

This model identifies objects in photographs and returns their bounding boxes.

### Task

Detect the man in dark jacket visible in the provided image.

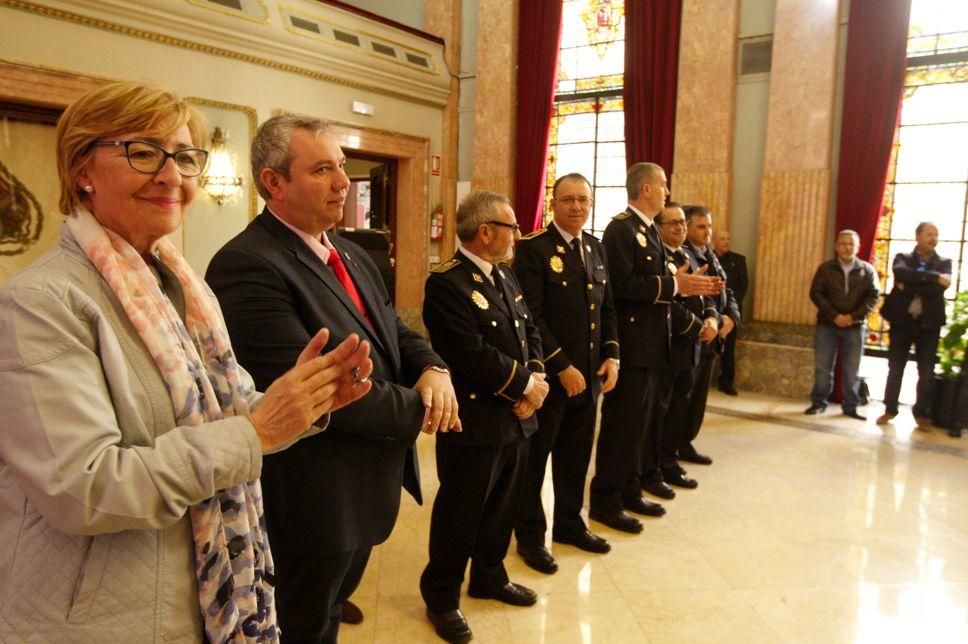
[512,173,620,574]
[878,222,953,428]
[713,229,748,395]
[207,114,458,643]
[420,190,549,644]
[805,230,879,419]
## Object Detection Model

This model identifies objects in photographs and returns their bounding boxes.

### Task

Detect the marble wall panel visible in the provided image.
[763,0,840,171]
[754,169,830,324]
[670,170,732,233]
[674,0,738,174]
[471,0,516,198]
[424,0,461,261]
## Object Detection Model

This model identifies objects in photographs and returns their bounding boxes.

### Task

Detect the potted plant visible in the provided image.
[933,290,968,436]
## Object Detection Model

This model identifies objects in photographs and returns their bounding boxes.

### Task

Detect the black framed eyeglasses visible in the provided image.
[91,140,210,177]
[487,220,521,233]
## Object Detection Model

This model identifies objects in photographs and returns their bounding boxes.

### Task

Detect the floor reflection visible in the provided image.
[343,390,968,643]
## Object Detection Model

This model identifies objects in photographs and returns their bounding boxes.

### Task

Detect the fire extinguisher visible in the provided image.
[430,203,444,241]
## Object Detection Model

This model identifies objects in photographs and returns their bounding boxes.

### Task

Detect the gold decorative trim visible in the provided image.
[495,360,519,397]
[185,0,269,25]
[1,0,443,109]
[185,96,259,219]
[541,347,562,364]
[280,4,439,76]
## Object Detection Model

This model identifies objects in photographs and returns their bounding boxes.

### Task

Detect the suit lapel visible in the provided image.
[257,212,390,359]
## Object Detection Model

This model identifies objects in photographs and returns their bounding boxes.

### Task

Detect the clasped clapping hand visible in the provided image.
[248,329,373,452]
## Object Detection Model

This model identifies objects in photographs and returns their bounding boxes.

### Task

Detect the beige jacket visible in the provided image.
[0,227,273,642]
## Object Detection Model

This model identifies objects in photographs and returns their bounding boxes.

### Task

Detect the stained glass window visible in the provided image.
[545,0,626,236]
[866,1,968,353]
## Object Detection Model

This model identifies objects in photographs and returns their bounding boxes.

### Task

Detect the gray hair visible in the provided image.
[837,229,860,243]
[626,162,664,201]
[251,113,330,200]
[456,190,511,242]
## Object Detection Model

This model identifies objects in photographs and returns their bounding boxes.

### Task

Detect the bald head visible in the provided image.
[713,229,731,256]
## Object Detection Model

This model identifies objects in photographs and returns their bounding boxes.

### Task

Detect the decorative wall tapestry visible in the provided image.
[0,118,61,285]
[0,158,43,255]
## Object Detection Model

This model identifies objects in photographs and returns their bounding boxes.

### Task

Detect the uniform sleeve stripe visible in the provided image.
[496,360,519,395]
[541,347,562,364]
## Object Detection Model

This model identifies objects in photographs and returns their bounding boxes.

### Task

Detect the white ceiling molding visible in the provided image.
[16,0,451,107]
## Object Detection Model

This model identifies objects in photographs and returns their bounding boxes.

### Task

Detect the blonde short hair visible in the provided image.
[56,81,208,215]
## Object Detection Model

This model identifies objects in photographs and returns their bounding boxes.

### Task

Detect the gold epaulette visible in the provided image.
[520,228,547,240]
[430,258,460,273]
[612,211,631,220]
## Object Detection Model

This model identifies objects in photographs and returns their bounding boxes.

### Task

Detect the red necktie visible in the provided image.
[326,248,373,327]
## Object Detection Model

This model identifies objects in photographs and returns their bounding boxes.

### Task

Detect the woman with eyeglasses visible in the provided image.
[0,81,374,642]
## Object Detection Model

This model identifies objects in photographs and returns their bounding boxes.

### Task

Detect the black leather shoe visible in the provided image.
[589,509,643,534]
[718,384,739,396]
[843,410,866,420]
[663,469,698,489]
[426,608,473,643]
[623,496,666,517]
[642,479,676,499]
[467,582,537,607]
[553,528,611,553]
[804,403,827,415]
[517,543,558,574]
[340,600,363,624]
[678,449,713,465]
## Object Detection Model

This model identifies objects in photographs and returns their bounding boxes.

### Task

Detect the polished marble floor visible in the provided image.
[341,391,968,643]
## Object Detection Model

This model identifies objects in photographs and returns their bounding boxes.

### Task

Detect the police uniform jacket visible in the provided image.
[513,225,619,401]
[602,208,702,368]
[668,246,719,371]
[686,242,741,354]
[717,250,748,314]
[423,252,543,447]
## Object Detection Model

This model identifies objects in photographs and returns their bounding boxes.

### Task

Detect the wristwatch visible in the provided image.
[424,365,451,375]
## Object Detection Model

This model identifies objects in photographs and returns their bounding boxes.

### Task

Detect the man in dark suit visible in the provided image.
[512,173,621,574]
[206,114,459,644]
[681,205,741,466]
[589,163,723,532]
[712,229,748,396]
[421,190,549,644]
[878,222,953,429]
[652,203,720,481]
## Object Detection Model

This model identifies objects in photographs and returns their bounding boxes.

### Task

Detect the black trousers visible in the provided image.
[653,367,698,472]
[591,366,670,512]
[638,368,676,483]
[884,321,941,418]
[680,351,718,452]
[515,388,597,546]
[276,546,371,644]
[718,327,738,387]
[420,436,529,612]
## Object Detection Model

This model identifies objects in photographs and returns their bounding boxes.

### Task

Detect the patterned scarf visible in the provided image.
[68,208,278,642]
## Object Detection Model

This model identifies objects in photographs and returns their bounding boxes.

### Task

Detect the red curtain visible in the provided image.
[623,0,682,174]
[834,0,912,260]
[514,1,564,233]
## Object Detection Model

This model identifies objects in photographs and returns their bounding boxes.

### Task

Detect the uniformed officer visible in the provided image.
[420,190,549,644]
[589,163,723,533]
[681,205,741,466]
[651,203,720,487]
[512,173,620,574]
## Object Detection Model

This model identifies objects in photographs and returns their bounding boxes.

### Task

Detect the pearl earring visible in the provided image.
[83,186,94,193]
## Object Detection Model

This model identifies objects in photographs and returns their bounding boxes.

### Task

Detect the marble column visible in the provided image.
[471,0,517,198]
[672,0,738,233]
[424,0,461,261]
[753,0,840,324]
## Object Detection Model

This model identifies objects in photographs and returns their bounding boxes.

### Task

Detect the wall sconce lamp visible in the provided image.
[200,126,243,205]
